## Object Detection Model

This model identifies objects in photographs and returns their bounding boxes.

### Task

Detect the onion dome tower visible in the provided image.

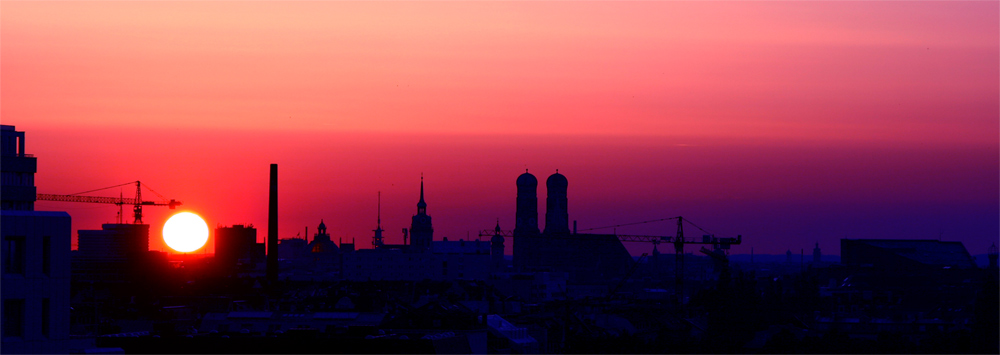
[513,170,538,270]
[544,170,569,235]
[514,170,539,236]
[409,175,433,252]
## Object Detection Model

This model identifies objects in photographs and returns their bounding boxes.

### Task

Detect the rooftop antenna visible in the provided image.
[373,191,384,248]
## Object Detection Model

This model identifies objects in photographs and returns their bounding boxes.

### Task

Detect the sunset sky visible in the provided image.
[3,1,997,256]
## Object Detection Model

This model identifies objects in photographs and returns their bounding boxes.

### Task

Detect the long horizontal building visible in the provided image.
[841,239,977,270]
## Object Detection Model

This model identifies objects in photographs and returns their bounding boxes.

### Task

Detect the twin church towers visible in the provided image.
[514,170,570,236]
[406,169,586,272]
[512,170,571,270]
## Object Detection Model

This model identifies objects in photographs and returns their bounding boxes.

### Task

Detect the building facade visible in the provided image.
[1,125,73,353]
[215,224,263,276]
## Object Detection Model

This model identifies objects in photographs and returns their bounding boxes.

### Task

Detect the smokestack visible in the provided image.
[267,164,278,284]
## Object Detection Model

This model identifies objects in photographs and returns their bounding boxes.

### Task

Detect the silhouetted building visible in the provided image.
[305,220,340,275]
[841,239,977,270]
[278,238,307,260]
[511,171,632,284]
[74,224,167,284]
[1,125,73,353]
[512,171,539,270]
[813,242,821,263]
[1,211,72,353]
[490,222,505,271]
[410,176,433,252]
[431,238,491,280]
[340,238,355,253]
[342,180,490,281]
[1,125,36,211]
[78,224,149,260]
[215,224,263,276]
[543,171,569,235]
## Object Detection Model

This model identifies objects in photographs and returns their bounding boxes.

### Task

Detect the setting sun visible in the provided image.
[163,212,209,253]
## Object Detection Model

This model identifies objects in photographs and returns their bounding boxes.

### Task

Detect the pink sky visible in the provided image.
[3,1,997,256]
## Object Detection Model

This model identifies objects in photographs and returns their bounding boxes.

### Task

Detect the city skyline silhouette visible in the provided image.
[5,2,995,258]
[1,2,997,353]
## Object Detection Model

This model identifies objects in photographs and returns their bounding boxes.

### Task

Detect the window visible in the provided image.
[43,236,51,276]
[4,237,25,274]
[3,299,25,337]
[42,298,50,337]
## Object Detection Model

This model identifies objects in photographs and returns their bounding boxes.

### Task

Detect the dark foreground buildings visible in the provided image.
[1,125,74,353]
[5,123,998,354]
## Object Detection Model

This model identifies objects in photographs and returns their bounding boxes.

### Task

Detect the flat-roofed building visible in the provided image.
[1,125,73,353]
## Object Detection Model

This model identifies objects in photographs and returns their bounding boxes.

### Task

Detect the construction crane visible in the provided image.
[606,253,648,302]
[37,181,181,224]
[480,216,742,305]
[700,246,730,271]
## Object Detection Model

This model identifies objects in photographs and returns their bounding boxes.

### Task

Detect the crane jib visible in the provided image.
[35,181,181,224]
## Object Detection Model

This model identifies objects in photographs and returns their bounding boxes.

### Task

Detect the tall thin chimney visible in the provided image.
[266,164,278,283]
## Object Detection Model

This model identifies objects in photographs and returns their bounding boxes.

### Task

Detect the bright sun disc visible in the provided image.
[163,212,209,252]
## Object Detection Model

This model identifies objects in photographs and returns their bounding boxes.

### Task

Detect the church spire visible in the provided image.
[409,174,433,251]
[417,173,427,214]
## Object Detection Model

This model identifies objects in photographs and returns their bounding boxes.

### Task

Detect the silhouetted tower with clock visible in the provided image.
[409,175,433,252]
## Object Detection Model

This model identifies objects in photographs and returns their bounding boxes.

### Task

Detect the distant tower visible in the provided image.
[491,220,505,270]
[513,170,539,270]
[305,220,340,274]
[786,249,793,264]
[307,220,339,253]
[544,170,569,235]
[373,192,385,249]
[409,175,433,251]
[813,242,822,263]
[515,170,539,235]
[989,243,998,270]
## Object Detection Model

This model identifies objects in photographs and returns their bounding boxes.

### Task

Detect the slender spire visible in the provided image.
[417,173,427,213]
[373,191,384,248]
[377,191,381,229]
